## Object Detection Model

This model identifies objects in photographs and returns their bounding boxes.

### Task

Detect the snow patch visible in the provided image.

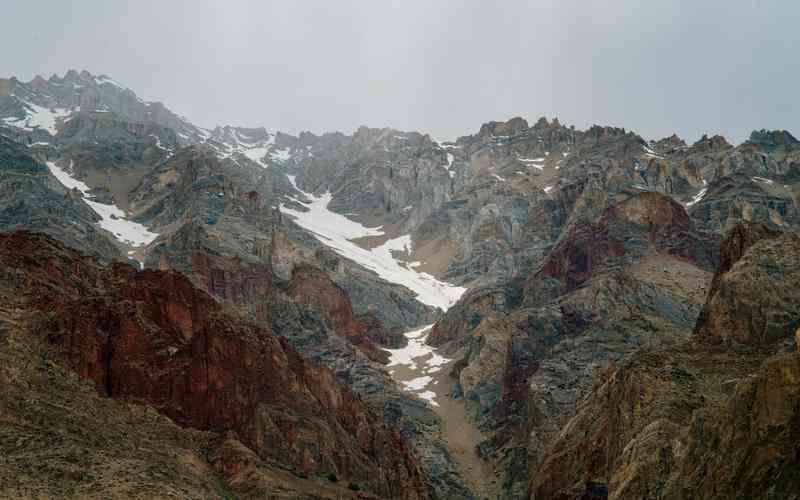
[210,130,277,167]
[686,187,708,207]
[242,147,270,166]
[270,147,291,162]
[383,324,450,407]
[47,161,159,247]
[281,176,466,311]
[403,376,433,391]
[95,75,128,90]
[384,325,434,370]
[518,157,545,171]
[416,390,438,406]
[643,145,665,160]
[3,101,72,135]
[149,134,173,157]
[438,148,456,178]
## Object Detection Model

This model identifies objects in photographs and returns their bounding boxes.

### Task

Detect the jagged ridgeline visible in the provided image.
[1,70,799,499]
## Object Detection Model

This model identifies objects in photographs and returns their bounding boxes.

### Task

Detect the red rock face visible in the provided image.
[0,231,425,499]
[156,228,391,362]
[189,250,274,322]
[525,191,716,303]
[287,264,390,363]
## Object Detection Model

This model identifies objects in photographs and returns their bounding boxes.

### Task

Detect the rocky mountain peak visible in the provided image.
[611,190,691,227]
[692,133,731,152]
[747,129,800,151]
[63,69,81,82]
[656,133,686,148]
[478,116,529,138]
[30,74,48,89]
[587,124,630,141]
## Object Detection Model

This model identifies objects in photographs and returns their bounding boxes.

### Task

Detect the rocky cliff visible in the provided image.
[529,223,800,499]
[0,135,122,261]
[0,231,426,499]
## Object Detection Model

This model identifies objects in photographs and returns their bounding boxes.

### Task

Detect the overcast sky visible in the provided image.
[2,0,797,143]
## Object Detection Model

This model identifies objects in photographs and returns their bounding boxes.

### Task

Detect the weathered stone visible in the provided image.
[0,231,426,500]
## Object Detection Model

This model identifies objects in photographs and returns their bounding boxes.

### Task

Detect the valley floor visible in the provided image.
[387,327,498,500]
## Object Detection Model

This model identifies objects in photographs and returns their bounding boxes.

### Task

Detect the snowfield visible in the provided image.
[384,324,449,406]
[3,101,72,135]
[281,175,466,311]
[209,129,278,167]
[280,174,469,408]
[47,161,159,247]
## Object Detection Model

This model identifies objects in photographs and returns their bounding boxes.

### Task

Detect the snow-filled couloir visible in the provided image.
[280,174,466,311]
[47,161,159,247]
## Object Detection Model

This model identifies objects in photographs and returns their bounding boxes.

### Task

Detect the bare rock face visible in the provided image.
[287,264,390,363]
[528,225,800,500]
[525,190,718,303]
[529,345,800,500]
[660,351,800,500]
[428,188,718,497]
[478,117,530,140]
[0,136,123,262]
[0,231,426,500]
[694,223,800,345]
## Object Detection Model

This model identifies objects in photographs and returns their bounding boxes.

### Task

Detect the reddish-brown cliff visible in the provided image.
[0,231,425,499]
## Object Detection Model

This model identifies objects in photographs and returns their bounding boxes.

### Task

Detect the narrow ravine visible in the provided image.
[385,326,498,498]
[281,176,497,497]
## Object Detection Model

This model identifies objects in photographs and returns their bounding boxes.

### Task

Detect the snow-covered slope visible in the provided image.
[47,162,158,247]
[384,324,450,406]
[204,126,294,167]
[2,101,74,135]
[281,175,466,311]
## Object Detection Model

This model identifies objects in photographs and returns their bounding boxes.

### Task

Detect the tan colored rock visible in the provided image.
[0,78,9,97]
[694,225,800,345]
[270,227,300,281]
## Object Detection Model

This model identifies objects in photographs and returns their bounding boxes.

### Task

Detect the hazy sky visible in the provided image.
[2,1,797,143]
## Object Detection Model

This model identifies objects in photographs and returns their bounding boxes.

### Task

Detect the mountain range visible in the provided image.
[1,70,798,499]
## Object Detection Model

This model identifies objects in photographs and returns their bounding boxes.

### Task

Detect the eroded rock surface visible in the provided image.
[0,231,425,499]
